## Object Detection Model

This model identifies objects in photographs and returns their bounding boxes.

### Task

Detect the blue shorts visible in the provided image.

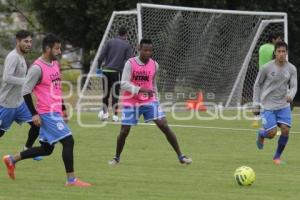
[121,102,165,125]
[39,112,72,145]
[261,106,292,131]
[0,102,32,131]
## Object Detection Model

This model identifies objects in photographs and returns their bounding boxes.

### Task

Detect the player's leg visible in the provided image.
[111,72,121,121]
[256,110,277,149]
[109,125,131,164]
[2,141,54,180]
[153,117,192,164]
[0,129,5,138]
[109,106,137,165]
[143,102,192,164]
[273,106,291,164]
[24,122,39,149]
[98,72,111,120]
[15,102,42,161]
[60,135,91,187]
[0,106,15,138]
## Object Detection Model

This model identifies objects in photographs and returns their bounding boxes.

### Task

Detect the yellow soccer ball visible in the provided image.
[234,166,255,186]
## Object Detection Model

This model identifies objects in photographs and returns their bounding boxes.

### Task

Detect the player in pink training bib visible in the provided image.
[108,39,192,165]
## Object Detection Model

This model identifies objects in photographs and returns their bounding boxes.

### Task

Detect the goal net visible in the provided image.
[137,4,287,108]
[77,4,287,110]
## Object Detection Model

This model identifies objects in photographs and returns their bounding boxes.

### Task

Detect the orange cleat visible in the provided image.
[65,178,91,187]
[3,155,16,180]
[273,158,286,165]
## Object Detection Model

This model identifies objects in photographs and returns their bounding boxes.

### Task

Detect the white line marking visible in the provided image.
[107,122,300,134]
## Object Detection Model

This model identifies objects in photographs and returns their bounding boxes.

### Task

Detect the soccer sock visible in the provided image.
[21,143,54,159]
[274,135,289,159]
[0,129,5,138]
[9,155,16,164]
[258,129,269,138]
[60,136,74,173]
[67,177,76,183]
[25,123,39,148]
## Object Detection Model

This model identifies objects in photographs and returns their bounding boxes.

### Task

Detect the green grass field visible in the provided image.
[1,110,300,200]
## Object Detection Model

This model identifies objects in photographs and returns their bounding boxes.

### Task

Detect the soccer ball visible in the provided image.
[234,166,255,186]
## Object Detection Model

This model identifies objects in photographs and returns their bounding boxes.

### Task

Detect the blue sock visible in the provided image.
[258,129,269,138]
[114,156,120,161]
[274,135,289,159]
[9,155,16,164]
[68,177,76,183]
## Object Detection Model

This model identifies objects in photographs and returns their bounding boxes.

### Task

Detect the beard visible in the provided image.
[20,47,30,54]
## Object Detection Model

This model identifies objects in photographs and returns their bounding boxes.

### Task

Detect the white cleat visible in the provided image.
[98,111,109,121]
[108,157,119,165]
[112,115,119,122]
[179,155,192,165]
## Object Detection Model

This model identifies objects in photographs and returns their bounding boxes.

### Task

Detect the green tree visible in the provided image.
[28,0,137,87]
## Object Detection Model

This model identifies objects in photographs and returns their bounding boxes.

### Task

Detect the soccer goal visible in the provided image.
[77,4,287,110]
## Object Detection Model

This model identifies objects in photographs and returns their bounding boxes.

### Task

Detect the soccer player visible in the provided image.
[252,33,282,128]
[258,33,282,68]
[2,34,91,187]
[108,39,192,165]
[253,41,297,165]
[0,30,41,161]
[97,27,133,122]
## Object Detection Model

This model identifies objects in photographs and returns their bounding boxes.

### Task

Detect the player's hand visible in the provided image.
[32,114,42,127]
[286,96,293,103]
[139,88,154,97]
[252,106,260,116]
[96,68,102,77]
[62,111,69,123]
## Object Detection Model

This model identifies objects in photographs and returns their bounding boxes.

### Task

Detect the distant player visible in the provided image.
[258,33,282,68]
[2,34,91,187]
[97,27,133,122]
[252,33,282,128]
[253,41,297,165]
[108,39,192,165]
[0,30,41,161]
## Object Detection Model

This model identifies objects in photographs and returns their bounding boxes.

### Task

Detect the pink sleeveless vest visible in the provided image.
[121,57,157,106]
[32,58,62,114]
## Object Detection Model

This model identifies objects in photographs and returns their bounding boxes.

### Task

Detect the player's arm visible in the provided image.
[252,67,267,114]
[125,45,133,61]
[287,65,298,103]
[22,65,42,127]
[2,54,26,85]
[97,42,109,69]
[153,61,159,96]
[121,60,140,94]
[62,99,68,123]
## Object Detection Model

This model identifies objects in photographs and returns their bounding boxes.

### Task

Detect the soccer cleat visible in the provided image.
[33,156,43,161]
[65,178,91,187]
[3,155,16,180]
[256,131,264,150]
[272,158,286,165]
[108,157,120,165]
[179,155,192,165]
[98,111,109,121]
[112,115,119,122]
